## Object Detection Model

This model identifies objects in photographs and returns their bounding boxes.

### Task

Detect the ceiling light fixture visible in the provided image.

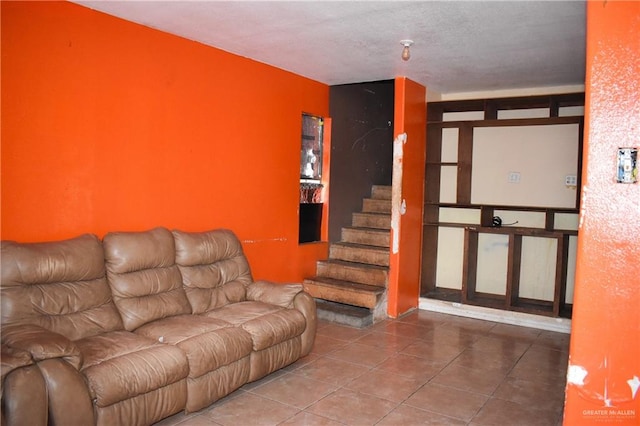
[400,40,413,61]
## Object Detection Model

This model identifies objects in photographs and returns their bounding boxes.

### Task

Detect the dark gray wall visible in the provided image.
[328,80,394,242]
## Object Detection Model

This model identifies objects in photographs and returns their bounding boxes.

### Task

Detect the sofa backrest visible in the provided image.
[102,227,192,331]
[172,229,252,314]
[0,234,124,340]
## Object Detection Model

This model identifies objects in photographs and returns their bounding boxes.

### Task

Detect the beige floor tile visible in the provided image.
[282,353,321,372]
[377,404,467,426]
[448,347,520,374]
[405,383,489,422]
[493,376,566,413]
[400,338,467,366]
[316,323,372,342]
[325,342,393,367]
[204,392,299,426]
[489,323,542,342]
[241,368,289,391]
[309,334,348,356]
[249,372,338,409]
[370,320,437,339]
[397,310,455,327]
[291,356,371,386]
[306,388,398,425]
[176,414,224,425]
[375,353,444,382]
[519,344,570,367]
[153,411,199,426]
[508,345,569,387]
[469,397,561,426]
[344,368,426,403]
[431,362,507,395]
[508,358,568,385]
[532,330,571,352]
[353,330,415,352]
[442,316,496,333]
[421,324,481,348]
[469,334,532,359]
[279,411,346,425]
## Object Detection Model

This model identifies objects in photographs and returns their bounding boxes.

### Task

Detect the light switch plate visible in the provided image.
[617,148,638,184]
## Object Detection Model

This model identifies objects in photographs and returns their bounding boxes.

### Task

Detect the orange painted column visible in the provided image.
[563,2,640,424]
[387,77,426,318]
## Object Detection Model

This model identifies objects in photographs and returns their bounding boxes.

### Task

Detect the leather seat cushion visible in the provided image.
[204,302,306,351]
[135,315,253,377]
[75,331,189,407]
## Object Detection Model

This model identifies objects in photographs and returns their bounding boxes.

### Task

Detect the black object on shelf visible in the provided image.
[299,203,323,243]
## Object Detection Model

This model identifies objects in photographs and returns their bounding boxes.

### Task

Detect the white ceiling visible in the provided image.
[73,0,586,94]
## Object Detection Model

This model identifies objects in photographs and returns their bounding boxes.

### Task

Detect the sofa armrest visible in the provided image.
[1,354,48,426]
[246,281,304,308]
[293,292,317,357]
[246,281,317,356]
[1,324,82,370]
[1,344,33,385]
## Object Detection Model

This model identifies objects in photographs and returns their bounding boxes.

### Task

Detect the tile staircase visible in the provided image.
[303,185,391,327]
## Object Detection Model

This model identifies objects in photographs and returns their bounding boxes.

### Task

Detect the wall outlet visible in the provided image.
[508,171,521,183]
[565,175,578,186]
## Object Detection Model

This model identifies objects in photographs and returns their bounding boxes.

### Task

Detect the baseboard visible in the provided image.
[419,297,571,334]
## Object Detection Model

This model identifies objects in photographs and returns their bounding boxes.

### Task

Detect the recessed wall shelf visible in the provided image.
[421,93,585,318]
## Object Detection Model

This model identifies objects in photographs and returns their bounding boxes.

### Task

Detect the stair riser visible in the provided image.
[341,228,390,247]
[362,199,391,214]
[371,185,392,200]
[329,246,389,267]
[352,213,391,230]
[316,262,387,288]
[303,281,379,309]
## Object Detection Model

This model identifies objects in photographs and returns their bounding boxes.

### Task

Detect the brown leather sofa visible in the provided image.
[1,227,317,426]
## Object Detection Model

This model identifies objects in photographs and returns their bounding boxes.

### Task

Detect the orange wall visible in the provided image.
[387,77,426,317]
[1,1,330,282]
[564,1,640,424]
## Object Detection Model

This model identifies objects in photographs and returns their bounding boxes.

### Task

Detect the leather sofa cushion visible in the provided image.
[204,301,306,351]
[103,228,192,331]
[1,234,124,340]
[75,331,188,407]
[172,229,252,313]
[135,315,253,378]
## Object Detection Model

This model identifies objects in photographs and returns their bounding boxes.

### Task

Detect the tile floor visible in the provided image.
[155,309,570,426]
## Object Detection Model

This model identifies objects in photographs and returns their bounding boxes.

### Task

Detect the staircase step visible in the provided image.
[352,212,391,230]
[315,300,373,328]
[329,242,390,267]
[316,259,388,288]
[362,198,391,213]
[303,277,384,309]
[371,185,392,200]
[341,227,390,248]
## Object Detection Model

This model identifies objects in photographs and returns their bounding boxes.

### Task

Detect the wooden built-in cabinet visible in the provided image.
[422,93,584,318]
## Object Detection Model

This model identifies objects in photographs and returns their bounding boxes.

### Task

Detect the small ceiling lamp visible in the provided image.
[400,40,413,61]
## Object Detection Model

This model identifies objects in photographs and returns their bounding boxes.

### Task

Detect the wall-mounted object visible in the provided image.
[616,147,638,183]
[300,114,324,181]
